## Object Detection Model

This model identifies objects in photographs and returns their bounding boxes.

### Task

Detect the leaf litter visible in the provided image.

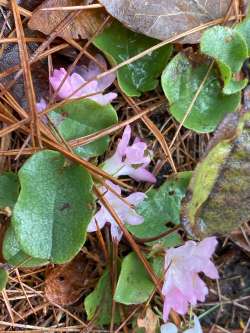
[0,0,250,332]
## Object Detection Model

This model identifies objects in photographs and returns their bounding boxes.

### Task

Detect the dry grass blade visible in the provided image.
[10,0,41,148]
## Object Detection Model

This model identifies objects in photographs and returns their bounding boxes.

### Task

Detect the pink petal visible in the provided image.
[70,73,98,98]
[203,260,219,279]
[125,210,144,226]
[117,125,131,155]
[125,142,150,165]
[49,68,72,99]
[36,98,47,113]
[94,54,116,91]
[192,275,208,303]
[87,208,107,232]
[128,167,156,183]
[126,192,146,206]
[102,153,123,176]
[195,237,218,258]
[90,92,117,105]
[164,288,189,318]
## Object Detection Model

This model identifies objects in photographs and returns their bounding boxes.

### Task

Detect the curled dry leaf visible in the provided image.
[28,0,107,40]
[137,307,159,333]
[45,252,88,305]
[99,0,233,44]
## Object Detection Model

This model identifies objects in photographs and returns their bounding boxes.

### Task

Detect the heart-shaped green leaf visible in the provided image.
[128,172,192,240]
[114,252,155,305]
[200,26,248,94]
[93,21,172,97]
[161,52,241,132]
[0,172,19,209]
[49,99,118,158]
[0,268,8,291]
[3,226,48,267]
[84,269,120,325]
[12,150,95,264]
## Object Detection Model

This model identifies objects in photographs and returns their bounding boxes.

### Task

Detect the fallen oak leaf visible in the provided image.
[45,252,88,305]
[28,0,107,40]
[99,0,233,44]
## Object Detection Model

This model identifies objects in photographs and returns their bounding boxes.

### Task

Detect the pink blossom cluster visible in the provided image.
[162,237,219,321]
[49,54,117,105]
[87,181,145,242]
[36,54,117,112]
[102,125,156,183]
[89,125,156,242]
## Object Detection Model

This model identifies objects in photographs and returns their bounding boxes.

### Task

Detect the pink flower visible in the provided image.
[161,316,203,333]
[36,98,48,123]
[162,237,219,321]
[36,98,47,113]
[87,181,145,242]
[49,54,117,105]
[102,125,156,183]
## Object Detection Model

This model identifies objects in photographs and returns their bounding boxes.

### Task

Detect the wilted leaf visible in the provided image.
[182,112,250,238]
[0,172,19,210]
[0,268,8,291]
[49,99,118,158]
[161,52,241,132]
[3,226,48,267]
[200,26,248,94]
[137,307,159,333]
[28,0,107,39]
[84,269,120,325]
[128,172,191,240]
[114,252,158,305]
[93,21,172,97]
[99,0,232,44]
[45,252,87,305]
[12,150,95,264]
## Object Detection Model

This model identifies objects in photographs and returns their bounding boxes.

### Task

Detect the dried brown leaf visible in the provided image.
[45,252,88,305]
[99,0,232,43]
[28,0,107,40]
[137,307,159,333]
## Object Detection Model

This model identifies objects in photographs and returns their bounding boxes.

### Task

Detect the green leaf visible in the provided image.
[0,172,19,209]
[84,269,120,325]
[200,26,248,94]
[3,226,48,267]
[161,52,241,133]
[114,252,155,305]
[12,150,95,264]
[49,99,118,158]
[235,18,250,56]
[93,21,172,97]
[128,172,192,240]
[0,268,8,291]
